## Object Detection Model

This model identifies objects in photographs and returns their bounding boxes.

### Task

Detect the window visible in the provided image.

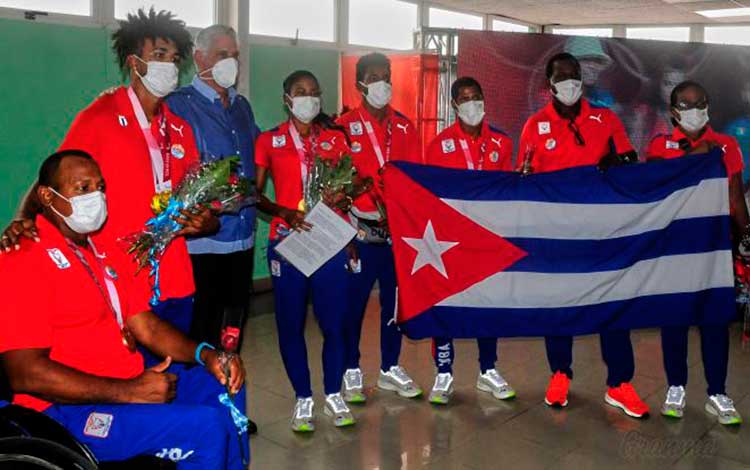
[250,0,335,42]
[626,27,690,42]
[704,26,750,46]
[115,0,214,28]
[492,19,529,33]
[349,0,418,50]
[0,0,90,16]
[428,7,483,30]
[552,28,613,38]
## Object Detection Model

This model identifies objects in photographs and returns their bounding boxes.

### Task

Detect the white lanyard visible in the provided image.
[359,112,391,168]
[127,87,172,193]
[459,139,484,171]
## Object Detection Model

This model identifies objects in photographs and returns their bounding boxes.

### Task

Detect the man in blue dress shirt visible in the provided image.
[166,24,260,433]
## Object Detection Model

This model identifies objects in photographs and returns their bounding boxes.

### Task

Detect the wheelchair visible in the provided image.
[0,370,175,469]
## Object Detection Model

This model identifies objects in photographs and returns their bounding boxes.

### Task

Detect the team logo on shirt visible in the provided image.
[490,137,503,148]
[349,122,364,136]
[84,412,113,439]
[441,139,456,153]
[666,140,680,150]
[545,138,557,150]
[490,151,500,163]
[272,135,286,148]
[320,141,332,151]
[589,114,603,124]
[271,260,281,277]
[170,124,185,137]
[170,144,185,159]
[117,115,128,127]
[396,123,409,134]
[46,248,71,270]
[351,141,363,153]
[538,121,551,135]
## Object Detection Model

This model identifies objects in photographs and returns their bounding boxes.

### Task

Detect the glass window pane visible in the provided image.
[250,0,335,42]
[704,26,750,46]
[492,19,529,33]
[429,7,483,30]
[626,27,690,42]
[349,0,417,50]
[115,0,214,28]
[0,0,90,16]
[552,28,613,38]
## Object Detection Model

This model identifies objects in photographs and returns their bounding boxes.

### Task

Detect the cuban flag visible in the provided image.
[384,150,735,340]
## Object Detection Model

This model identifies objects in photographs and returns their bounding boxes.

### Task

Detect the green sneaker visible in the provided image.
[342,368,366,404]
[428,373,454,405]
[660,386,685,419]
[477,369,516,400]
[325,393,356,427]
[291,397,315,432]
[706,395,743,425]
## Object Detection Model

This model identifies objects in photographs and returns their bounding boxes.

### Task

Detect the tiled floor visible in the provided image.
[242,292,750,470]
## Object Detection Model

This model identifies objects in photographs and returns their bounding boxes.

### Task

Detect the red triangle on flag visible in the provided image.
[384,166,528,322]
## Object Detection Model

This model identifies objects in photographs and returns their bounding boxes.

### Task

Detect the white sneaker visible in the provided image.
[706,394,743,425]
[476,369,516,400]
[324,393,356,427]
[342,368,366,403]
[660,385,686,419]
[428,373,454,405]
[377,366,423,398]
[291,397,315,432]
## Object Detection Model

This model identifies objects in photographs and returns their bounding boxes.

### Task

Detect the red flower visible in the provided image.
[210,200,223,211]
[228,174,240,186]
[221,326,241,353]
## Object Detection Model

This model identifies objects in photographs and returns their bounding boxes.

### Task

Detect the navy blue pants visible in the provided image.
[44,365,249,469]
[545,330,634,387]
[432,338,498,374]
[345,241,402,372]
[268,243,350,397]
[661,324,728,396]
[141,295,194,367]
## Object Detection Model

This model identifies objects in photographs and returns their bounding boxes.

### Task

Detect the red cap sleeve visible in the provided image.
[255,133,271,168]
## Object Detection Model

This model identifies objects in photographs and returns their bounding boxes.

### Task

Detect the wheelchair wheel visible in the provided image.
[0,436,98,470]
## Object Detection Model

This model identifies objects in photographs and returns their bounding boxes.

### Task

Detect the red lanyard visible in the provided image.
[359,112,392,168]
[288,121,318,202]
[459,138,486,170]
[154,113,172,184]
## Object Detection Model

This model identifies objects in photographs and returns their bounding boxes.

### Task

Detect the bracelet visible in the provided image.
[195,342,215,366]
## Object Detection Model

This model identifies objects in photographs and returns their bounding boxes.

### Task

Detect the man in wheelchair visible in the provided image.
[0,150,249,469]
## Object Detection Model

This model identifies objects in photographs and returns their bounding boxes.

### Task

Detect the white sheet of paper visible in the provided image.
[274,202,357,277]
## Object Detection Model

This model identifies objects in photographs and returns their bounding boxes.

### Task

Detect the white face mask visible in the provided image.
[286,95,321,124]
[455,100,485,127]
[201,57,238,89]
[49,189,108,234]
[134,56,178,98]
[360,80,392,109]
[552,79,583,106]
[676,107,709,133]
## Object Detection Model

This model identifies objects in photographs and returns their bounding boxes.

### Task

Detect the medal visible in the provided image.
[121,326,137,352]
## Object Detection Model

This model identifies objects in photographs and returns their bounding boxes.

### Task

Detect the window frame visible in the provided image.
[625,25,691,42]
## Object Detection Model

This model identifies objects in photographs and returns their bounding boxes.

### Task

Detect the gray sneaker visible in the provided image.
[291,397,315,432]
[477,369,516,400]
[324,393,356,427]
[706,394,742,425]
[377,366,423,398]
[661,385,686,419]
[429,373,454,405]
[342,368,366,404]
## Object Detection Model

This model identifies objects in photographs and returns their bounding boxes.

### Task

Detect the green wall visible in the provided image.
[0,18,340,280]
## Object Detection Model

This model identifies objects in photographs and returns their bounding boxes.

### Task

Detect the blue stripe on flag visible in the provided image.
[390,150,726,204]
[400,288,735,339]
[505,216,731,273]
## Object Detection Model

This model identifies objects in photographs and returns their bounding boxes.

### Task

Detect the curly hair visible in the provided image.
[111,7,193,73]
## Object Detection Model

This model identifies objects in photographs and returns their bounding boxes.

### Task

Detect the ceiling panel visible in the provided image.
[428,0,750,25]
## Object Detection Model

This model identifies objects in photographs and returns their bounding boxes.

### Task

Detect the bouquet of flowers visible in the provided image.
[303,154,358,212]
[124,157,254,305]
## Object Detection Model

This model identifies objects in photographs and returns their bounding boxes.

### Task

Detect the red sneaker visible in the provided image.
[605,383,650,418]
[544,371,570,407]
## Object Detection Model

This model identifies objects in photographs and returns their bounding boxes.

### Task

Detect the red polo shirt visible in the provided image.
[59,87,198,303]
[646,126,743,176]
[337,106,421,219]
[255,121,350,239]
[426,121,513,171]
[0,217,146,412]
[517,99,634,173]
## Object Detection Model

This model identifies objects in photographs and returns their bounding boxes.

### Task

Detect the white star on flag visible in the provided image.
[402,220,459,278]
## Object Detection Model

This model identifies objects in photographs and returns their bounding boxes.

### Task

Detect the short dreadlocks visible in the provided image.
[111,7,193,73]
